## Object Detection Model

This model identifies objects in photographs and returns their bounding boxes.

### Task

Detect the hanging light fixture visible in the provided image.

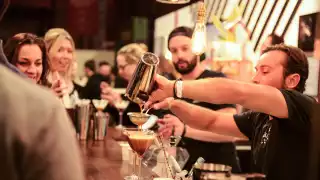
[191,1,207,55]
[156,0,190,4]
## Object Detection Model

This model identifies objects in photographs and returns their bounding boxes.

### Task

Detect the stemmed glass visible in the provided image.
[124,128,155,180]
[115,100,130,128]
[123,112,150,180]
[92,99,108,112]
[92,99,109,140]
[127,112,150,129]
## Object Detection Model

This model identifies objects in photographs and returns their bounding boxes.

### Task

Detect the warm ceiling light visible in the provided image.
[156,0,190,4]
[191,1,207,55]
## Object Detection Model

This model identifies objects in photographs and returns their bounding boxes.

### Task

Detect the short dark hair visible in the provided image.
[84,60,96,72]
[99,61,110,67]
[167,26,193,48]
[268,33,284,45]
[4,33,49,85]
[262,44,309,93]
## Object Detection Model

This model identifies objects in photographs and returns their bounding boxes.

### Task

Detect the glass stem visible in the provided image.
[133,153,137,175]
[119,111,123,126]
[138,156,142,180]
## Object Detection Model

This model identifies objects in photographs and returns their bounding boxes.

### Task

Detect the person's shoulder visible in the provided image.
[0,66,62,120]
[280,89,315,103]
[279,89,315,119]
[199,69,227,78]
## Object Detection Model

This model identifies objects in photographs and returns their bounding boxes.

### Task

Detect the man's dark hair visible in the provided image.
[268,33,284,45]
[167,26,193,48]
[84,60,96,72]
[262,44,309,93]
[99,61,110,67]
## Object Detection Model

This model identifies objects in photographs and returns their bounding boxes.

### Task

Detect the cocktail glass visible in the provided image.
[124,128,155,180]
[115,100,130,128]
[92,99,108,112]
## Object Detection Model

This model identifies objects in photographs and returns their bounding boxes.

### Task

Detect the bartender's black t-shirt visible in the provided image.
[234,89,315,179]
[178,70,240,172]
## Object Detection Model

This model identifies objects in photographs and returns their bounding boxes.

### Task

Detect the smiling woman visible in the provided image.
[4,33,49,85]
[44,28,83,98]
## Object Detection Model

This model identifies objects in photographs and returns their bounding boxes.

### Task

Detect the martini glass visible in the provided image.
[115,100,130,128]
[126,112,151,180]
[127,112,150,129]
[92,99,109,112]
[92,99,109,140]
[124,128,155,180]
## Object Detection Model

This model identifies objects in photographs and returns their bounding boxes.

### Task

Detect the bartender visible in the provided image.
[147,44,314,179]
[158,26,241,172]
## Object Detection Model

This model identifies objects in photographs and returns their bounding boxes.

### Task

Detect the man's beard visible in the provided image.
[173,55,197,75]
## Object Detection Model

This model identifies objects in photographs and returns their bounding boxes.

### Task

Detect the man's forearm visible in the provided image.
[182,78,245,105]
[181,78,288,118]
[170,99,219,131]
[170,99,246,138]
[185,126,240,142]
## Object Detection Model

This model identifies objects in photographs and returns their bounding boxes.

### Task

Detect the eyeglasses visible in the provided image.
[117,63,130,70]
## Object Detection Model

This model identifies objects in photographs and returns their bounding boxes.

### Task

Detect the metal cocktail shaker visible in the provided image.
[125,52,159,104]
[76,103,91,140]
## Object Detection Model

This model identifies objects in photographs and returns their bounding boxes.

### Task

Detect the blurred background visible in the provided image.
[2,0,320,98]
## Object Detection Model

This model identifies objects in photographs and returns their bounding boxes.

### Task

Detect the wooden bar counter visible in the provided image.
[79,128,157,180]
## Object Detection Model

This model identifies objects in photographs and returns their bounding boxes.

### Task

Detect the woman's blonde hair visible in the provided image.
[44,28,75,53]
[44,28,75,80]
[117,43,147,64]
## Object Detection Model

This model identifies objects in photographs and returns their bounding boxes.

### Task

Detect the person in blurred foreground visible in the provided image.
[0,63,85,180]
[0,0,85,179]
[147,44,314,179]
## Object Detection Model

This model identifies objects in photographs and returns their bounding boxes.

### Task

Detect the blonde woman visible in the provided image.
[101,43,147,102]
[100,43,156,127]
[44,28,83,98]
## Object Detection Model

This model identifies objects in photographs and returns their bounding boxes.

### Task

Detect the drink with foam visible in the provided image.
[127,131,154,156]
[124,128,155,179]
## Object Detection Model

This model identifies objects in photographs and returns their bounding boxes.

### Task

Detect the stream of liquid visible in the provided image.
[139,103,144,114]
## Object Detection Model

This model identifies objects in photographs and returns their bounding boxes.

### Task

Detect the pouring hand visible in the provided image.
[145,74,174,107]
[154,97,175,110]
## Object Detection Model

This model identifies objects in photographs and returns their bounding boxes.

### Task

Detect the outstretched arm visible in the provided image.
[149,75,288,119]
[158,113,246,142]
[155,99,247,139]
[184,126,245,142]
[182,78,288,118]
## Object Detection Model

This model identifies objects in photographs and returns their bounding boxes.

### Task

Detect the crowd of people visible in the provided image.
[0,0,319,179]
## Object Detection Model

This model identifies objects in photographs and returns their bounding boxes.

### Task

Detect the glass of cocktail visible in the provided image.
[124,128,155,180]
[115,100,130,128]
